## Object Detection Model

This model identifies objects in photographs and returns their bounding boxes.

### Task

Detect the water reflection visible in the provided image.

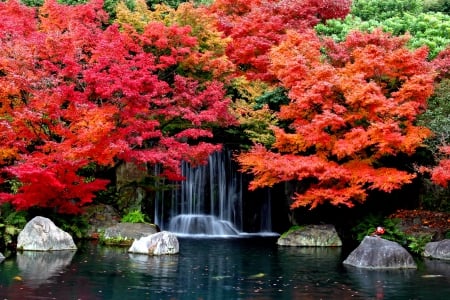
[16,250,76,287]
[1,239,450,300]
[423,258,450,277]
[128,253,179,277]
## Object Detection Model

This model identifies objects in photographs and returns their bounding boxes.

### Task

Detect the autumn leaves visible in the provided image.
[0,0,448,213]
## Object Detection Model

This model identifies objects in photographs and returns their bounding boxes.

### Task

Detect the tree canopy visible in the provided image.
[0,0,234,213]
[238,29,435,209]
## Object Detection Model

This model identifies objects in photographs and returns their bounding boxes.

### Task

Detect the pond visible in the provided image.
[1,236,449,299]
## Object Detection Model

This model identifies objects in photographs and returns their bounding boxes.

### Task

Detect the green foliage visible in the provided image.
[446,230,450,238]
[418,178,450,212]
[316,2,450,58]
[418,79,450,151]
[20,0,89,7]
[0,203,28,251]
[45,213,89,240]
[423,0,450,13]
[121,209,150,223]
[350,0,423,21]
[352,214,407,243]
[20,0,44,6]
[407,234,433,255]
[254,87,289,111]
[95,185,120,206]
[98,232,133,246]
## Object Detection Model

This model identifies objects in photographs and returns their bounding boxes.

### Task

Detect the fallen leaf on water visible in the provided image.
[13,276,22,281]
[248,273,265,279]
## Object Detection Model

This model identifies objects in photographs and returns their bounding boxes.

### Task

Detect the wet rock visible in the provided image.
[116,162,148,213]
[0,252,4,263]
[128,231,179,255]
[277,224,342,246]
[343,236,416,269]
[102,222,159,246]
[424,239,450,260]
[17,216,77,251]
[84,204,121,238]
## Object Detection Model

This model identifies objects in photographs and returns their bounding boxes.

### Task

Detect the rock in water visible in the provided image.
[424,239,450,260]
[128,231,179,255]
[17,216,77,251]
[343,236,416,269]
[277,224,342,246]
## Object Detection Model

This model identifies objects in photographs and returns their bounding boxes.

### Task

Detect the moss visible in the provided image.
[280,225,305,238]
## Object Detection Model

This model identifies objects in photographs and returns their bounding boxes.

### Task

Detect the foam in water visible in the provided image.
[168,214,240,236]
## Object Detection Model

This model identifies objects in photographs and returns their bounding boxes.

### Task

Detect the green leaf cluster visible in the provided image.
[350,0,423,21]
[316,1,450,58]
[423,0,450,13]
[121,209,150,223]
[418,78,450,149]
[0,203,28,251]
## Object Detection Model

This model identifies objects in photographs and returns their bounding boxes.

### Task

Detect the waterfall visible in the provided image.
[153,150,274,236]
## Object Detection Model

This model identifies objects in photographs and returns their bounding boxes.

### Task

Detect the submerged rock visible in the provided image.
[343,236,416,269]
[424,239,450,260]
[128,231,179,255]
[17,216,77,251]
[277,224,342,246]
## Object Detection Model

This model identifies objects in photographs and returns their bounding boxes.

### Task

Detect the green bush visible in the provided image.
[351,0,423,21]
[423,0,450,13]
[0,203,28,251]
[352,214,407,243]
[121,209,150,223]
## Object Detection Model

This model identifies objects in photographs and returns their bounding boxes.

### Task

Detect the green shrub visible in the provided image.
[0,203,28,251]
[121,209,150,223]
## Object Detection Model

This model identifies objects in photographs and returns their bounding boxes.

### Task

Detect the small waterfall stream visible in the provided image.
[153,150,273,236]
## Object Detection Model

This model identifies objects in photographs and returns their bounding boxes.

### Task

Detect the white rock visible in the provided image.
[17,216,77,251]
[128,231,179,255]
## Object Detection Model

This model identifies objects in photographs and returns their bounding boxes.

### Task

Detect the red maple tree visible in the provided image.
[209,0,351,81]
[0,0,235,213]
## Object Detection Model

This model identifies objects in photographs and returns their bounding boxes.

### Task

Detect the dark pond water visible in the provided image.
[1,236,449,300]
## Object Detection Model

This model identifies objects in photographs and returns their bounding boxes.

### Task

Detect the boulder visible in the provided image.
[84,204,121,238]
[17,216,77,251]
[128,231,179,255]
[102,222,159,245]
[423,239,450,260]
[343,236,417,269]
[277,224,342,246]
[0,252,4,263]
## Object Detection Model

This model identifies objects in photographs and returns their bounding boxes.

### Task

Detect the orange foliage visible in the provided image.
[238,29,435,209]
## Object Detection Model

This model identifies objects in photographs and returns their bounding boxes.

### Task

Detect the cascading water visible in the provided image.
[153,150,274,236]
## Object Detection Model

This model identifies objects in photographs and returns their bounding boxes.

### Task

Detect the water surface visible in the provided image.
[1,237,449,299]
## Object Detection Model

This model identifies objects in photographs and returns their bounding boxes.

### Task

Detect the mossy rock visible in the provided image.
[277,224,342,247]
